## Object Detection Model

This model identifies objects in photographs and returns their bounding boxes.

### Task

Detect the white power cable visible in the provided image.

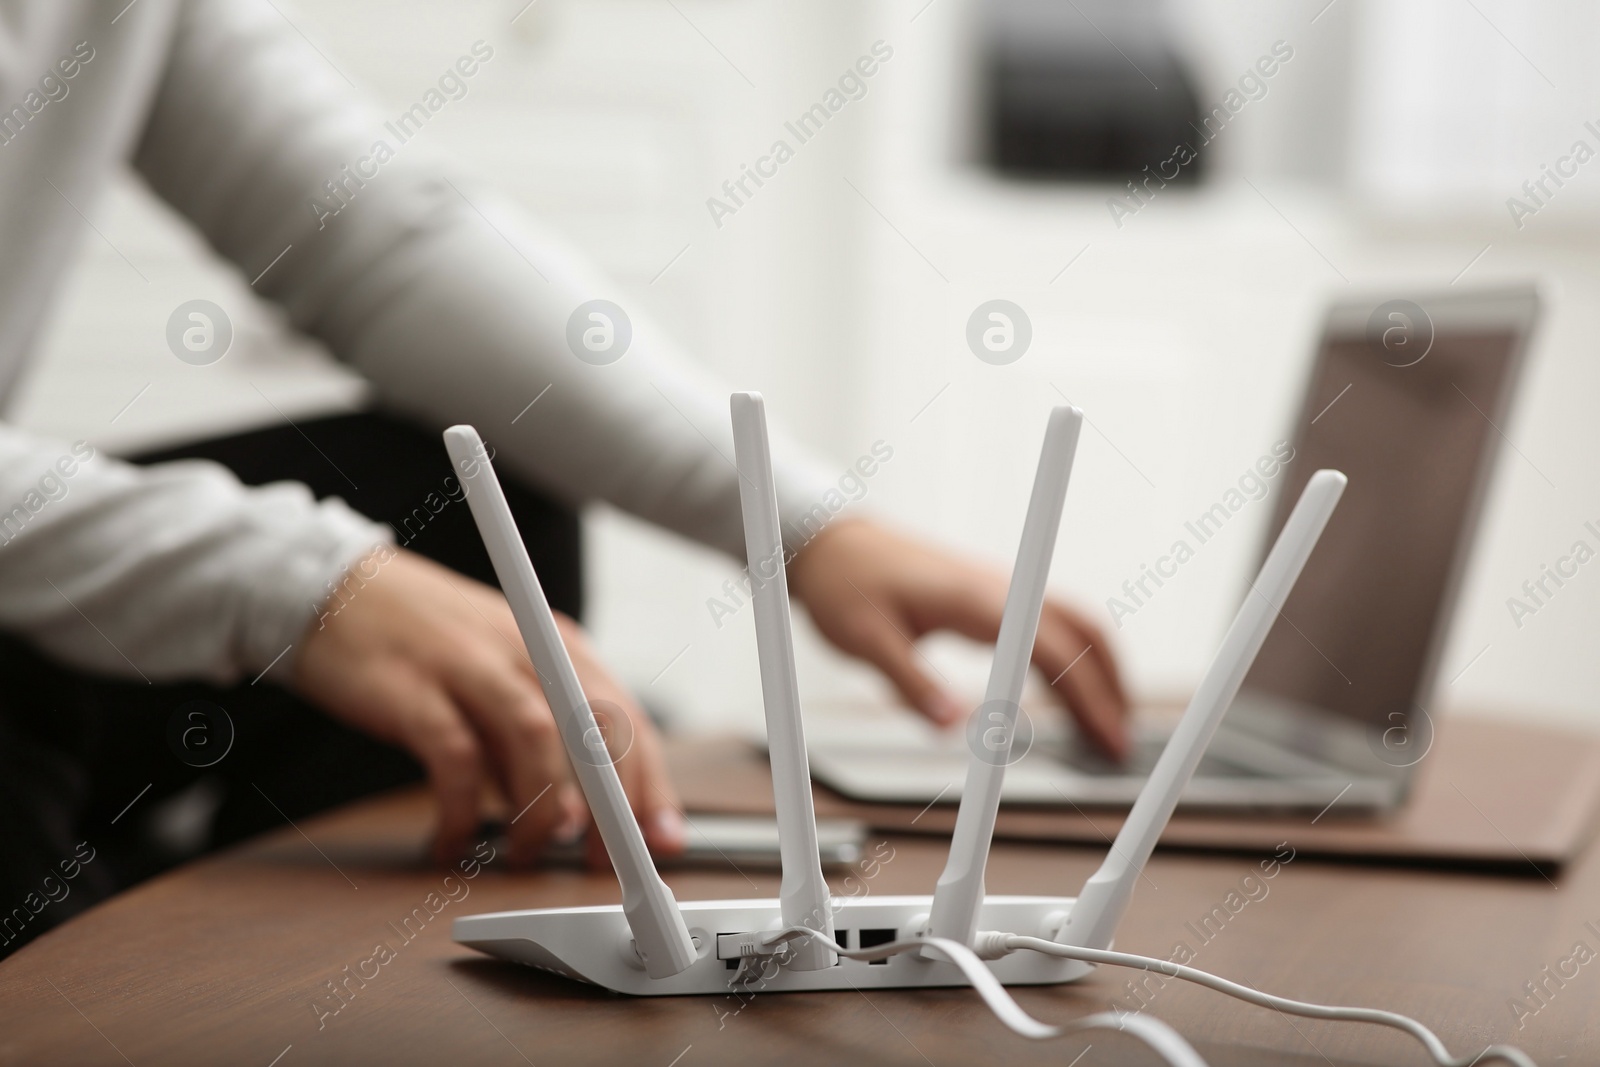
[752,927,1540,1067]
[989,935,1538,1067]
[751,928,1206,1066]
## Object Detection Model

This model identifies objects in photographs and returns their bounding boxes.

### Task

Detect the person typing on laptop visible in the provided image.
[0,0,1126,954]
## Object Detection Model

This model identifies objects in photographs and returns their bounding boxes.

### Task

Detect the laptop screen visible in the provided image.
[1239,304,1527,739]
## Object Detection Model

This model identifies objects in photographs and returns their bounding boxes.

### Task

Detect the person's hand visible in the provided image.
[292,548,686,866]
[786,518,1129,759]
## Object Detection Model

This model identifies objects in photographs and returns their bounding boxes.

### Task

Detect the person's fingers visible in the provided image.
[1034,610,1129,760]
[632,713,687,857]
[789,521,1134,759]
[848,609,966,726]
[572,709,686,869]
[898,570,1002,646]
[1052,601,1130,709]
[573,693,684,866]
[384,679,487,866]
[582,796,608,871]
[549,613,687,862]
[580,697,637,872]
[900,572,1130,755]
[571,715,682,869]
[557,783,586,841]
[503,649,589,844]
[443,648,569,866]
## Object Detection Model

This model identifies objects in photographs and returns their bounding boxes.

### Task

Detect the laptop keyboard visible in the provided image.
[1055,737,1267,779]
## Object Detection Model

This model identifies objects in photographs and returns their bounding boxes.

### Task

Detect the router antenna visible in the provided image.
[1055,468,1347,961]
[729,393,836,971]
[926,406,1084,949]
[443,426,696,979]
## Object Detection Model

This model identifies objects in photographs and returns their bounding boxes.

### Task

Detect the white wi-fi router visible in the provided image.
[443,398,1347,996]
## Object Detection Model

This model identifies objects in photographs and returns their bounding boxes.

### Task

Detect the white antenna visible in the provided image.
[442,425,697,979]
[1055,468,1347,958]
[729,393,836,970]
[926,406,1084,948]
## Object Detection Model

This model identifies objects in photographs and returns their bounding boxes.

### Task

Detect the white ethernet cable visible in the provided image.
[741,928,1540,1067]
[744,929,1207,1064]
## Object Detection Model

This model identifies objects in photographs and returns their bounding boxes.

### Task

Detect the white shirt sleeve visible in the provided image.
[133,0,839,561]
[0,427,390,684]
[0,0,840,687]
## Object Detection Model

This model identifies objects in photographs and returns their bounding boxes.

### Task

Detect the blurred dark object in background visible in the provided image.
[983,0,1204,183]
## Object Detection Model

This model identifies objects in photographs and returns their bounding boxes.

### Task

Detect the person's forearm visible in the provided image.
[0,426,389,683]
[134,0,836,559]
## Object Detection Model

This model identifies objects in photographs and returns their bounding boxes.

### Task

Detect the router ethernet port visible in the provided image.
[858,928,896,964]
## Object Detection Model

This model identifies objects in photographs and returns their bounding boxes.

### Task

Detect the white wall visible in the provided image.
[8,0,1598,738]
[852,0,1600,734]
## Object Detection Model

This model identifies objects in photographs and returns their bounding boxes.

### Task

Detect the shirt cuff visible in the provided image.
[237,493,394,685]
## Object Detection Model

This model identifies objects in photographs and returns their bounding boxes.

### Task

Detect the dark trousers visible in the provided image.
[0,412,581,958]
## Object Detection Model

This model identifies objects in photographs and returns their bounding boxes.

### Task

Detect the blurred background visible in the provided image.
[9,0,1597,736]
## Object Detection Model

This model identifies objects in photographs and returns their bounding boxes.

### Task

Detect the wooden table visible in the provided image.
[0,786,1588,1066]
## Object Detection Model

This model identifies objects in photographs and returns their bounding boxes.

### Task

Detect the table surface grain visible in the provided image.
[0,783,1589,1066]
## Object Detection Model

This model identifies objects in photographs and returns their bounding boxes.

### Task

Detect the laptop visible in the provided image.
[807,284,1542,813]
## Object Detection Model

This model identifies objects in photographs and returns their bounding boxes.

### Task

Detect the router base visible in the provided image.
[454,894,1090,995]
